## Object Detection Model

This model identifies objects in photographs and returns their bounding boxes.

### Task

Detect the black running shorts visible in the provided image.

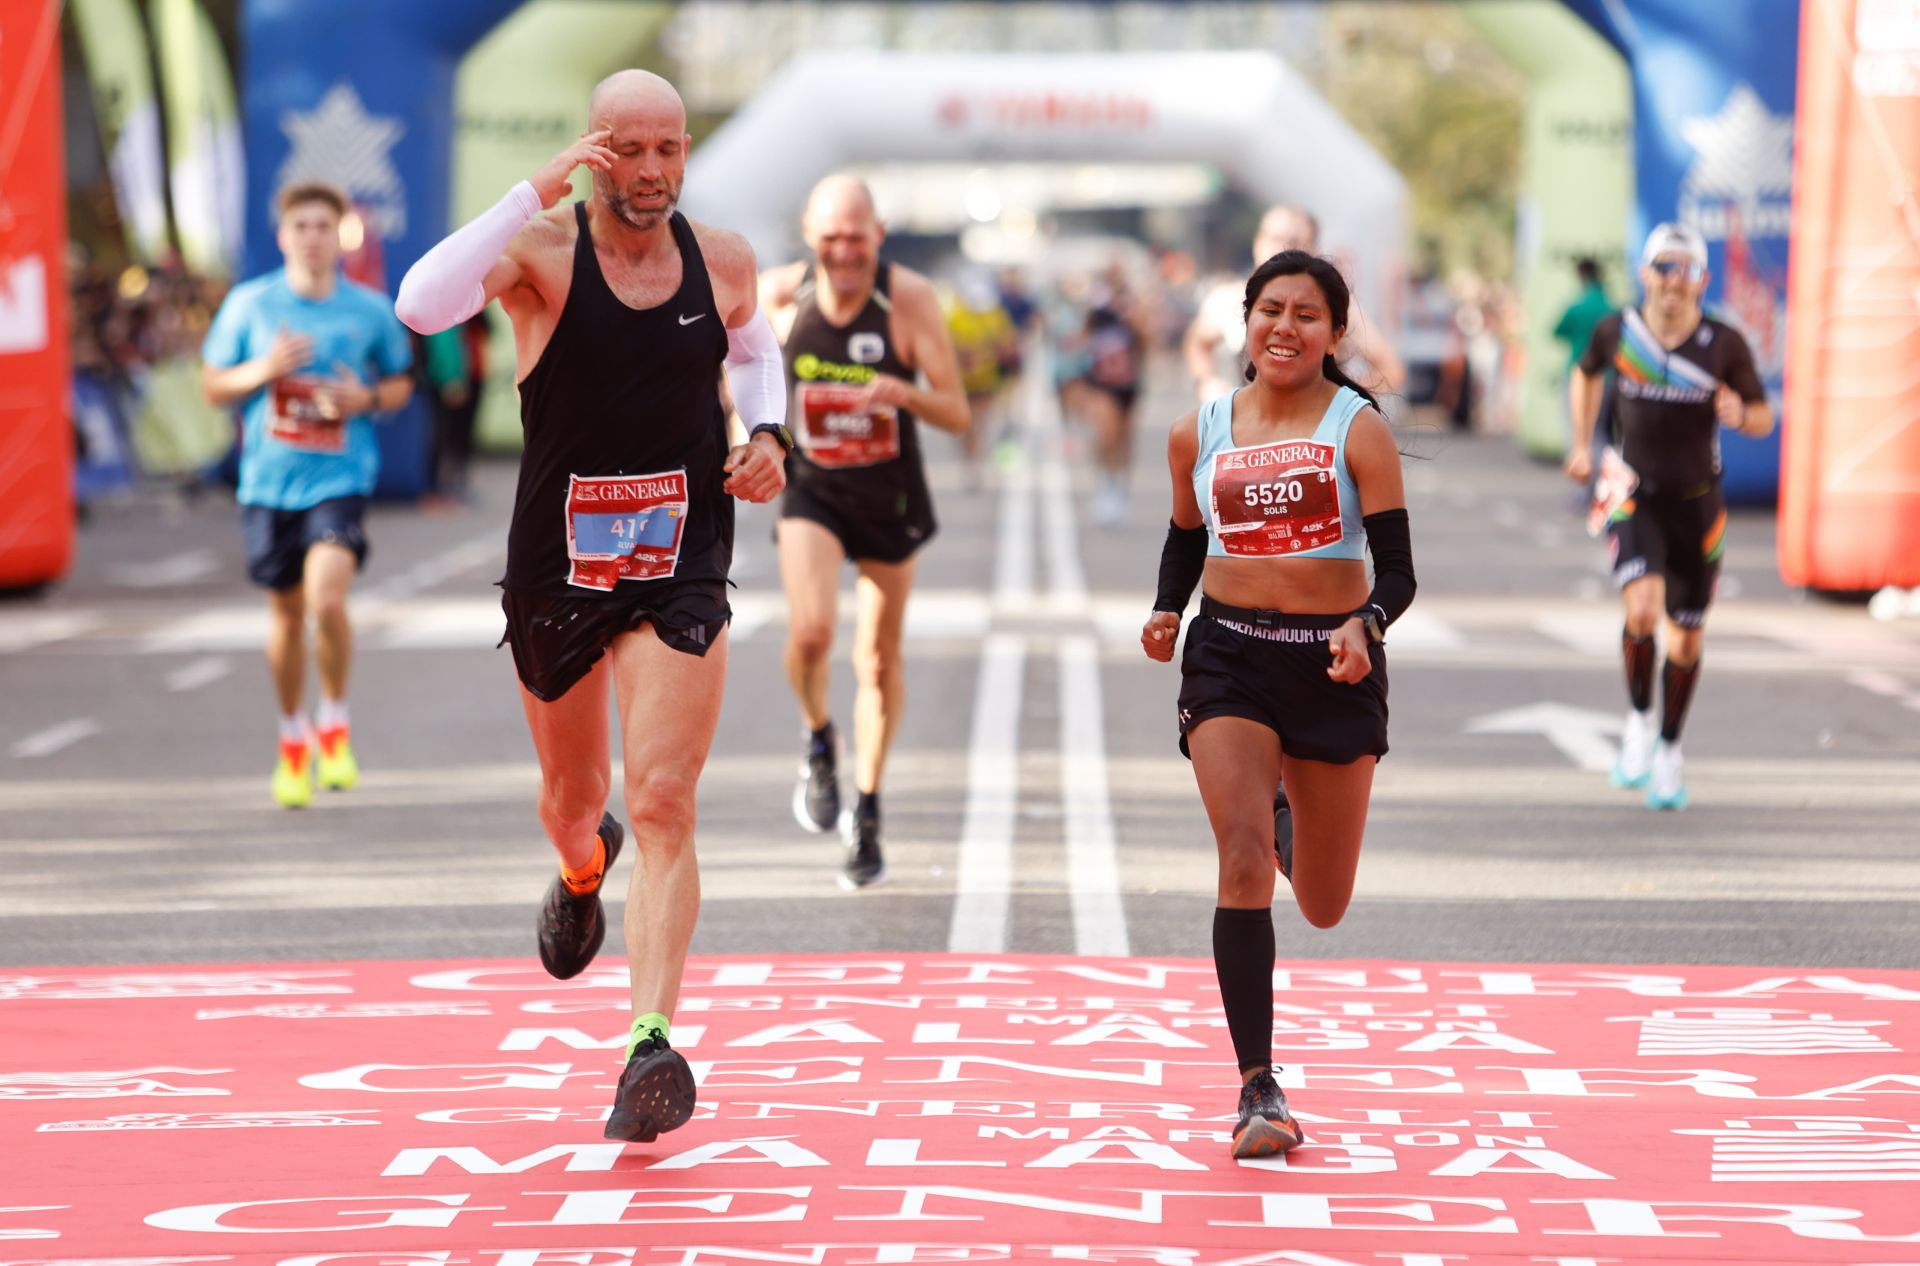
[1177,597,1389,765]
[1606,485,1726,629]
[499,580,730,703]
[779,479,934,565]
[241,496,368,591]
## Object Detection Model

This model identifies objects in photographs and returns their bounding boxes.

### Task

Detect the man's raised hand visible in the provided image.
[532,129,616,208]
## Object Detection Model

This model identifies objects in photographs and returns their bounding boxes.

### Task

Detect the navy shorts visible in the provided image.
[1177,597,1389,765]
[241,496,368,591]
[499,580,731,703]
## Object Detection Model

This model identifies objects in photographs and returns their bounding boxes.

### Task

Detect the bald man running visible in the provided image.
[396,70,791,1143]
[1184,204,1405,402]
[760,175,969,890]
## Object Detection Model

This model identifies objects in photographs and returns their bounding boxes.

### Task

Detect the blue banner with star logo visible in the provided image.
[1561,0,1799,504]
[236,0,521,498]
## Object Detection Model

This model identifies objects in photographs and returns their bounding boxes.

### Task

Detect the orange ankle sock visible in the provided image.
[560,836,607,895]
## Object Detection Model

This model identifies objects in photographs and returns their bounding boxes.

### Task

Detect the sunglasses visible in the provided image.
[1649,258,1705,281]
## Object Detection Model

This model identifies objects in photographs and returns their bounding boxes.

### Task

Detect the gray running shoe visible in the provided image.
[1231,1070,1305,1159]
[838,808,888,890]
[793,726,840,834]
[1272,783,1293,881]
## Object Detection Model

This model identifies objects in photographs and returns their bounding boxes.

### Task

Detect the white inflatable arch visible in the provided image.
[681,50,1407,324]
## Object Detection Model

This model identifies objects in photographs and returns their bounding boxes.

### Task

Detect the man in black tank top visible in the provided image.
[759,174,970,889]
[396,70,793,1146]
[1564,222,1773,812]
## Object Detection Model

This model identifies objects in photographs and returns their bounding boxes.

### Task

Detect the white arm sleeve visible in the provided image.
[394,180,543,334]
[723,308,787,432]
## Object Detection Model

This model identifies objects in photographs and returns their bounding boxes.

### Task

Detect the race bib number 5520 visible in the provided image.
[564,470,689,591]
[1209,440,1344,556]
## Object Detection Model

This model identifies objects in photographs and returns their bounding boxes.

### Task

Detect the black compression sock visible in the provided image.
[1623,630,1655,713]
[1660,658,1702,743]
[1212,906,1276,1075]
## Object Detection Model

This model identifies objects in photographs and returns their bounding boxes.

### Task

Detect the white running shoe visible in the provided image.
[1610,708,1656,789]
[1646,740,1688,811]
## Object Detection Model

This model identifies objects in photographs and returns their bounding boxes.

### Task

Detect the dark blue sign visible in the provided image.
[1562,0,1799,503]
[238,0,521,498]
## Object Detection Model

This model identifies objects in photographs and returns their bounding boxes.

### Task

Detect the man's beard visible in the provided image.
[600,173,680,229]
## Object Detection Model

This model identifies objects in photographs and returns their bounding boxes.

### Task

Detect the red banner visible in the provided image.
[1780,0,1920,588]
[5,954,1920,1262]
[0,0,72,587]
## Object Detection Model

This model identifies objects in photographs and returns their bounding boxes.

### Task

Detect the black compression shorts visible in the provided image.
[779,480,934,565]
[1606,485,1726,629]
[1177,597,1389,765]
[499,580,730,703]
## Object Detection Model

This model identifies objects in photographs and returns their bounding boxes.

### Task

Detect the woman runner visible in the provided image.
[1142,250,1417,1159]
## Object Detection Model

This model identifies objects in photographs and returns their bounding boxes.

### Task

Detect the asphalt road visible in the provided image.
[4,355,1917,970]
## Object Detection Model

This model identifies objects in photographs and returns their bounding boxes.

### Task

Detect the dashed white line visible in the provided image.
[0,611,103,654]
[1059,635,1128,957]
[11,718,101,760]
[947,634,1027,953]
[165,657,232,692]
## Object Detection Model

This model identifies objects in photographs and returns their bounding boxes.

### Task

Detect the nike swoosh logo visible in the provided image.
[678,313,707,326]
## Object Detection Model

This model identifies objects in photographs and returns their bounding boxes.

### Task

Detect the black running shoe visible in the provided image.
[838,808,888,890]
[792,726,840,834]
[1272,783,1293,881]
[537,812,624,980]
[604,1032,697,1142]
[1231,1069,1305,1159]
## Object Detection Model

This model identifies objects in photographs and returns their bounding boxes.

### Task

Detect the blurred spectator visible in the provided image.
[68,250,234,499]
[945,272,1019,490]
[418,309,492,509]
[1552,257,1611,379]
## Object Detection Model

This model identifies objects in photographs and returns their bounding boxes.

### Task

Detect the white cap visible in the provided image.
[1641,222,1709,270]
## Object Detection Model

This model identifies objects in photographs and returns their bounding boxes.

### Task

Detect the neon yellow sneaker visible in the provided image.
[273,740,314,809]
[316,726,358,791]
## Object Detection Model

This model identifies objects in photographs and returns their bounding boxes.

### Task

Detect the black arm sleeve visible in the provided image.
[1154,520,1208,613]
[1363,508,1416,626]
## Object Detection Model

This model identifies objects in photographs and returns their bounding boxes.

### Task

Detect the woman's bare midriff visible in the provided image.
[1200,554,1368,615]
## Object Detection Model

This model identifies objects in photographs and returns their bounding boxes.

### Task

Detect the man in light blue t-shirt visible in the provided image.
[201,181,413,808]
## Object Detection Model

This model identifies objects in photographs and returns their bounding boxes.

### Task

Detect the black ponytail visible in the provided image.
[1241,249,1380,413]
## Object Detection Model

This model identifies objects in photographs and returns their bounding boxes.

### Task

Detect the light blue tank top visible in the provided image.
[1192,385,1369,561]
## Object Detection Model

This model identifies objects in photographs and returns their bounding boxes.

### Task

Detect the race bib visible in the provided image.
[564,470,688,591]
[267,377,345,453]
[1209,440,1344,556]
[797,383,900,469]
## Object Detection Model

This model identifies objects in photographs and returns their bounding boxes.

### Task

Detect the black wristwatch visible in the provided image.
[749,422,796,454]
[1350,604,1387,643]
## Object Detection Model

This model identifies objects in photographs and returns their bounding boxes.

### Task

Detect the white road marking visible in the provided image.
[947,634,1026,953]
[105,549,219,588]
[165,657,232,692]
[11,718,101,760]
[1059,635,1128,957]
[0,611,103,654]
[993,463,1037,608]
[1533,611,1620,657]
[1464,702,1622,773]
[1382,609,1467,651]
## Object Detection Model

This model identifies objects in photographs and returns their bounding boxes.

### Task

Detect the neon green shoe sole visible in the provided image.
[317,739,358,791]
[273,753,314,809]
